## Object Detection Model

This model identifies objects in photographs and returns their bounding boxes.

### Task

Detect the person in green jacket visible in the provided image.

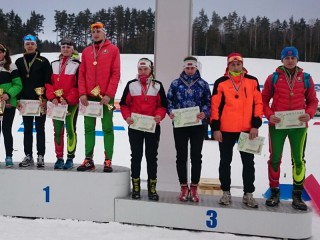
[0,43,23,167]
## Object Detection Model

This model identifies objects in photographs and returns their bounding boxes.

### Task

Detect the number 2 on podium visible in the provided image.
[43,186,50,203]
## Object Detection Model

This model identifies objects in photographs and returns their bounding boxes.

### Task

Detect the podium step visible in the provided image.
[0,163,130,222]
[115,190,312,239]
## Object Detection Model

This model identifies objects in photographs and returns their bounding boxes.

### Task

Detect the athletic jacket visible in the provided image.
[15,51,52,100]
[167,70,211,120]
[262,66,318,124]
[46,56,80,105]
[78,39,120,98]
[210,72,263,132]
[120,78,167,121]
[0,63,22,107]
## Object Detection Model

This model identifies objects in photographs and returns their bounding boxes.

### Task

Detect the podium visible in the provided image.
[115,190,312,239]
[0,166,313,239]
[0,164,130,222]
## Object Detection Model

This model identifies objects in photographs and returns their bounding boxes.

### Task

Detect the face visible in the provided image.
[0,50,5,61]
[184,67,197,76]
[228,61,243,72]
[138,67,151,76]
[60,44,73,57]
[91,28,105,42]
[282,56,298,69]
[24,42,37,54]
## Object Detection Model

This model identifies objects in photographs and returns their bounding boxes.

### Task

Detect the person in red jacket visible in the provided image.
[211,52,263,208]
[78,22,120,172]
[45,38,80,170]
[262,46,318,210]
[120,58,167,201]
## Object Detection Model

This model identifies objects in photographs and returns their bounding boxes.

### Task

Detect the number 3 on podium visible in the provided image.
[206,210,217,228]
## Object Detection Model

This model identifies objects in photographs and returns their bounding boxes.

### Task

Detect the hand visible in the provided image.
[197,112,206,120]
[126,117,134,125]
[154,115,161,124]
[80,95,88,106]
[214,130,223,142]
[17,101,22,111]
[269,114,281,124]
[60,98,68,105]
[249,128,258,140]
[52,98,59,105]
[100,95,111,105]
[299,113,310,122]
[1,93,9,101]
[169,112,175,120]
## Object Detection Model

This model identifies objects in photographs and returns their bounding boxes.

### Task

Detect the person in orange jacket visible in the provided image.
[210,52,263,208]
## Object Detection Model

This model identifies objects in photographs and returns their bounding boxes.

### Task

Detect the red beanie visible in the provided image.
[227,52,243,66]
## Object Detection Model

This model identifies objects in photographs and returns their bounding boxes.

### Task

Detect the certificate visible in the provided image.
[237,132,265,155]
[46,101,68,121]
[129,113,156,133]
[79,101,103,118]
[275,110,306,129]
[172,106,202,128]
[19,99,41,116]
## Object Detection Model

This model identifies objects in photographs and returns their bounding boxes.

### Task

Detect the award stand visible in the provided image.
[0,164,130,222]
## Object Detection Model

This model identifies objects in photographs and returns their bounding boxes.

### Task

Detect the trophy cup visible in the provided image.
[35,87,46,115]
[0,88,5,116]
[91,85,115,111]
[54,89,69,115]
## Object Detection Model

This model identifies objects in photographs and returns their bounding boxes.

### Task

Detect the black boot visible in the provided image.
[266,188,280,207]
[292,190,308,211]
[148,179,159,201]
[131,178,141,199]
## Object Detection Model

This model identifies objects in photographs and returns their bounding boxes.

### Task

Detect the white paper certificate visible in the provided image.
[172,106,202,128]
[19,99,41,116]
[129,113,156,133]
[275,110,306,129]
[237,132,265,155]
[79,101,103,118]
[46,101,68,121]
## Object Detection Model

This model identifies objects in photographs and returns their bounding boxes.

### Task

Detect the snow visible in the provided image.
[1,53,320,239]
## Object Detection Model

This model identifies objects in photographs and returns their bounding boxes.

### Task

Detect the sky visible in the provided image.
[2,53,320,240]
[1,0,320,42]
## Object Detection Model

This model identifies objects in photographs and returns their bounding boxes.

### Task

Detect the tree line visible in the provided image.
[1,6,320,62]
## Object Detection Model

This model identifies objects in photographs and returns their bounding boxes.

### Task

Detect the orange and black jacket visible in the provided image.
[210,72,263,132]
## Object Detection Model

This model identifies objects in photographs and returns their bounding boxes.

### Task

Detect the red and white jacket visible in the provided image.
[120,78,168,122]
[46,57,80,105]
[78,39,120,98]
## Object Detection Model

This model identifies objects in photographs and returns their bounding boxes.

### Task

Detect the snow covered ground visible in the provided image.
[1,53,320,239]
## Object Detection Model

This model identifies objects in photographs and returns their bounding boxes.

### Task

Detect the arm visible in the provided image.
[261,74,274,120]
[119,82,132,121]
[105,47,121,99]
[154,82,168,122]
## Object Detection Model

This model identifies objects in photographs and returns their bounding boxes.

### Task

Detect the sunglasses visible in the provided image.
[23,35,37,42]
[90,22,104,30]
[228,56,243,63]
[185,67,196,70]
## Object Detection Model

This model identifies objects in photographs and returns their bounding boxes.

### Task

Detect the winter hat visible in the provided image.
[23,34,37,45]
[60,37,74,47]
[227,52,243,66]
[183,56,198,69]
[90,22,106,35]
[137,58,152,69]
[0,43,7,53]
[281,46,299,61]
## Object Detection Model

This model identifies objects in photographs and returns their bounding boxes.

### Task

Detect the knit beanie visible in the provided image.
[227,52,243,66]
[23,34,37,45]
[90,22,106,35]
[281,46,299,61]
[60,37,74,47]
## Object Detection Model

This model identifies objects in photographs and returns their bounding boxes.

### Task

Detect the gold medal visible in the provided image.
[26,74,29,78]
[290,91,294,96]
[93,61,97,65]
